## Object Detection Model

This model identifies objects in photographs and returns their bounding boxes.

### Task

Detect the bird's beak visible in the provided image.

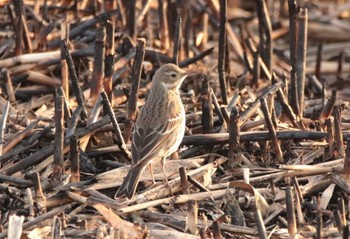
[180,72,188,82]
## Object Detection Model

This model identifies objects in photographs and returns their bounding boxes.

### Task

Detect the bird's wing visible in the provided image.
[131,113,184,166]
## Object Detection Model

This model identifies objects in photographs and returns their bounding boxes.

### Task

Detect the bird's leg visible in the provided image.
[148,163,156,184]
[161,157,173,195]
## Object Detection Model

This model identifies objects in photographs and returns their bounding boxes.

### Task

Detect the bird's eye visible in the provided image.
[171,73,177,78]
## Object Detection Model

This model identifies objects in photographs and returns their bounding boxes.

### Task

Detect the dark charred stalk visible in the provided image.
[295,8,308,117]
[69,136,80,183]
[61,41,87,120]
[334,106,345,158]
[218,0,228,104]
[320,90,337,120]
[179,47,214,68]
[272,74,299,128]
[211,90,224,125]
[288,0,298,115]
[52,87,65,183]
[228,106,241,167]
[252,49,260,87]
[32,172,47,214]
[126,0,136,38]
[158,0,170,50]
[90,26,106,103]
[104,20,115,101]
[201,76,213,134]
[315,43,323,80]
[179,167,190,194]
[13,0,24,56]
[1,69,15,102]
[124,38,146,143]
[343,140,350,177]
[173,16,182,65]
[256,0,272,74]
[260,98,283,162]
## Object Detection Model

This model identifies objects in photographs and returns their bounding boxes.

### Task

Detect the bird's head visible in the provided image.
[152,64,187,90]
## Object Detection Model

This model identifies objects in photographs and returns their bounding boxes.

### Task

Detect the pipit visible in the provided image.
[115,63,187,199]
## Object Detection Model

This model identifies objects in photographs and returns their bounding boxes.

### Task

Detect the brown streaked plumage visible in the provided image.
[115,63,187,199]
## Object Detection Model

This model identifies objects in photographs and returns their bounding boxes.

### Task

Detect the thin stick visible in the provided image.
[334,209,343,232]
[179,47,214,68]
[66,106,82,138]
[294,186,304,224]
[13,0,23,56]
[123,38,146,143]
[21,4,32,53]
[288,0,299,115]
[52,87,65,183]
[101,92,132,160]
[342,139,350,180]
[61,41,87,120]
[0,102,10,156]
[295,8,308,117]
[1,69,15,102]
[338,197,346,225]
[218,0,228,104]
[272,74,299,128]
[334,106,345,158]
[239,81,282,127]
[260,98,283,162]
[252,48,260,86]
[26,188,35,217]
[158,0,170,50]
[104,20,115,101]
[324,118,334,161]
[337,51,345,78]
[256,0,272,73]
[60,20,69,99]
[173,16,182,65]
[211,90,224,125]
[315,43,323,80]
[32,172,47,214]
[245,39,272,81]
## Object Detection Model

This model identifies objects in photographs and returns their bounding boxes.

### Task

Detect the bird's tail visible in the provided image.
[115,164,145,199]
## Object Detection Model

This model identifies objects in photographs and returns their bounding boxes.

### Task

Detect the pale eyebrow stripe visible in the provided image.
[164,71,177,76]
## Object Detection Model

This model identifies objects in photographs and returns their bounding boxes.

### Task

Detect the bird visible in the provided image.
[115,63,187,199]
